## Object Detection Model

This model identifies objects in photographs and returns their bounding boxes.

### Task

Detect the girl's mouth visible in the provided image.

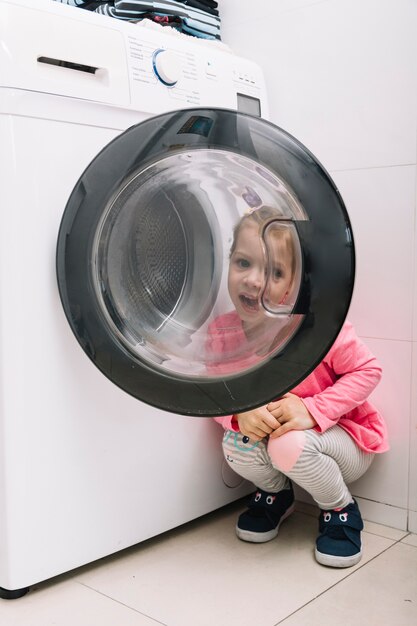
[239,294,260,313]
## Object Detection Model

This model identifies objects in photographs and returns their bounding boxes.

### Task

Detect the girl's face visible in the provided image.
[228,222,294,330]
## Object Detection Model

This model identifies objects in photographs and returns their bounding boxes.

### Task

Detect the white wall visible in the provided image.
[220,0,417,530]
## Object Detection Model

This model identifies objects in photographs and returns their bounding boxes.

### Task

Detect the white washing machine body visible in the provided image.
[0,0,268,593]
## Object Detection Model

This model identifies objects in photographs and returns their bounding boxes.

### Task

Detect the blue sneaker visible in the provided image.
[236,484,295,543]
[315,499,364,567]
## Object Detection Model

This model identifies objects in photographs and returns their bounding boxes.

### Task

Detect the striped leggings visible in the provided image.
[222,426,374,510]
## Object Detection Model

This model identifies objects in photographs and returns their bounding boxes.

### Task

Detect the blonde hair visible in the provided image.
[230,206,297,275]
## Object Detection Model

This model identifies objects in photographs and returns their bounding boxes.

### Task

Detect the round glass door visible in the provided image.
[57,108,355,416]
[91,149,307,380]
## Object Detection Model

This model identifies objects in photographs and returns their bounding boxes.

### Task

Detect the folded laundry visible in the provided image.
[169,0,219,16]
[116,1,220,25]
[181,23,218,39]
[183,16,219,36]
[54,0,218,19]
[54,0,221,39]
[54,0,105,7]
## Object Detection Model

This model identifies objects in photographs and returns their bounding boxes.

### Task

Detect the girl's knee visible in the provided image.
[222,430,265,467]
[267,430,306,472]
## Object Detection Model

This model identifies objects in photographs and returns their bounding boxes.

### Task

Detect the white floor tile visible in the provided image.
[73,502,394,626]
[0,579,161,626]
[1,502,410,626]
[279,542,417,625]
[363,520,408,542]
[402,533,417,548]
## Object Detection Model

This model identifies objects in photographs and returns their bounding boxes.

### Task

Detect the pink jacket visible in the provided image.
[212,320,388,454]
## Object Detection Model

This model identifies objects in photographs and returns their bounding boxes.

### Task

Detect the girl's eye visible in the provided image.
[273,267,283,279]
[236,258,250,269]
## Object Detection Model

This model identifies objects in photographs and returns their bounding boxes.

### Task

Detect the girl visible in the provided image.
[206,206,388,568]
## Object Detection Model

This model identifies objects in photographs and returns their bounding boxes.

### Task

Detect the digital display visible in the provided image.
[237,93,261,117]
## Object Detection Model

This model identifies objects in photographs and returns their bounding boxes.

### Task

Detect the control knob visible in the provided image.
[152,48,180,86]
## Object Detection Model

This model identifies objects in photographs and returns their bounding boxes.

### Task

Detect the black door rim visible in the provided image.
[56,107,355,416]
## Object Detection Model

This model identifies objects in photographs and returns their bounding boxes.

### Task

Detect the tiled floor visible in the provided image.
[1,500,416,626]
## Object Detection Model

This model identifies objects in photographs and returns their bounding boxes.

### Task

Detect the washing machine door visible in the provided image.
[56,108,354,416]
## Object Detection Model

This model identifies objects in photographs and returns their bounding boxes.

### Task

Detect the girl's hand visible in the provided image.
[236,407,280,441]
[268,393,317,438]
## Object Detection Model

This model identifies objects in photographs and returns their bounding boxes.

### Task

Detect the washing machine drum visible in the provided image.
[57,108,354,416]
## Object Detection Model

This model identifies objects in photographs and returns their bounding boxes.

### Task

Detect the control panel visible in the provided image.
[126,29,267,117]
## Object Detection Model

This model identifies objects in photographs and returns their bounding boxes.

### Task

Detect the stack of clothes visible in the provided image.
[53,1,221,40]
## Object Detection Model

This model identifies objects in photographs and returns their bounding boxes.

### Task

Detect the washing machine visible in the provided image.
[0,0,355,598]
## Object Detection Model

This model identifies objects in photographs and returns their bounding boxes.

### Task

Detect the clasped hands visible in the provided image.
[236,393,317,442]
